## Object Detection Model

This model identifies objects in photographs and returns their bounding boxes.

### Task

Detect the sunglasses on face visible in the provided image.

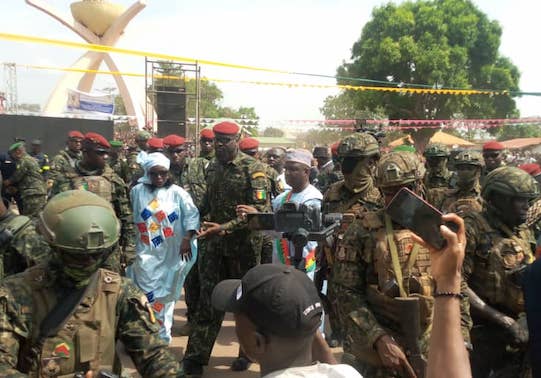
[95,149,109,156]
[201,138,214,143]
[170,148,186,154]
[483,152,500,158]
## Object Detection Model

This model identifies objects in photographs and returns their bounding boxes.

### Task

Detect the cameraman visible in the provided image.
[238,149,322,276]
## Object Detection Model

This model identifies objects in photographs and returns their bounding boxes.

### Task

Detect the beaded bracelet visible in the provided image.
[434,291,464,299]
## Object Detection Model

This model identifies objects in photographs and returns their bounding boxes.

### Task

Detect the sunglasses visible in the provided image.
[483,152,500,158]
[170,148,186,154]
[95,149,109,156]
[215,136,236,145]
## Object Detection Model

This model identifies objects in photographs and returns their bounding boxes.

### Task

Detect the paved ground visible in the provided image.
[120,297,342,377]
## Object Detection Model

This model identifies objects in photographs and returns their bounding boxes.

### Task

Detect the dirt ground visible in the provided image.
[120,297,343,377]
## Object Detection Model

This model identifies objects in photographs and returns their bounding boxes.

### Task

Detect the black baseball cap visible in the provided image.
[212,264,323,338]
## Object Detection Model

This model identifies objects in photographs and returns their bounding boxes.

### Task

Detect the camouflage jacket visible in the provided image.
[463,208,535,317]
[9,155,46,198]
[315,161,343,195]
[49,149,81,185]
[181,157,212,210]
[109,157,132,185]
[0,265,183,377]
[0,210,50,280]
[323,180,382,215]
[423,168,452,189]
[428,183,483,214]
[201,152,271,233]
[127,149,145,186]
[333,209,471,355]
[50,163,136,251]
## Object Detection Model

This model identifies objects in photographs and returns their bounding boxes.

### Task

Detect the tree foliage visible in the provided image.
[262,127,285,137]
[498,124,541,140]
[333,0,520,151]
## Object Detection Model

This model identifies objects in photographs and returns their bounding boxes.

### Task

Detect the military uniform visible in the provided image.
[429,184,483,214]
[0,208,50,280]
[127,148,146,187]
[30,151,50,179]
[0,265,183,377]
[315,160,341,195]
[324,180,382,341]
[335,209,472,377]
[184,151,271,366]
[464,211,534,377]
[109,156,131,185]
[49,149,81,185]
[423,143,452,189]
[333,151,471,377]
[9,154,47,217]
[50,163,136,271]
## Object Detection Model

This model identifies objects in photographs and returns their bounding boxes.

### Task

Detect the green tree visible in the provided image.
[335,0,520,151]
[498,124,541,140]
[263,127,285,137]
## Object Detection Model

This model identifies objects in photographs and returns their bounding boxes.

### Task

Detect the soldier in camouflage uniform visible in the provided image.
[3,142,46,217]
[50,133,136,273]
[423,143,452,189]
[49,130,83,188]
[108,140,131,185]
[127,130,151,187]
[462,166,538,378]
[164,134,188,187]
[0,172,50,280]
[323,133,383,346]
[183,121,271,376]
[239,137,282,264]
[198,128,215,159]
[314,146,341,195]
[334,151,472,377]
[29,139,50,179]
[0,190,183,377]
[428,150,484,214]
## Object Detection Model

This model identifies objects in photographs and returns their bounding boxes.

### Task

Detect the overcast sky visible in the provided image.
[1,0,540,123]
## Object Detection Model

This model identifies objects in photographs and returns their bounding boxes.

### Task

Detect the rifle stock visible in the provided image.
[367,285,427,378]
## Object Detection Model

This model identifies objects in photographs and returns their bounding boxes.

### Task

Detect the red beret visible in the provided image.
[200,128,215,139]
[483,141,504,151]
[148,137,164,149]
[213,121,240,135]
[519,163,541,176]
[331,141,340,157]
[68,130,84,139]
[163,134,186,147]
[84,132,110,149]
[239,137,259,151]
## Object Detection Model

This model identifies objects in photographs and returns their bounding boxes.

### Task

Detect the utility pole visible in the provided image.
[3,63,18,114]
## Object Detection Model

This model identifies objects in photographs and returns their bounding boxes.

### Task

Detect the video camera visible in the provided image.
[247,201,342,271]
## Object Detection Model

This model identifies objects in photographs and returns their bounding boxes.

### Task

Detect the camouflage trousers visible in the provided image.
[20,194,46,217]
[471,323,530,378]
[184,234,261,365]
[326,273,344,341]
[184,239,204,323]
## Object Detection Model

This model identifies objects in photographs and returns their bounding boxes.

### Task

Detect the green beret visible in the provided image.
[9,142,24,152]
[110,140,124,148]
[393,145,416,153]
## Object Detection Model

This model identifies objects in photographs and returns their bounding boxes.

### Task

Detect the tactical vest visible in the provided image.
[0,213,31,279]
[22,268,121,377]
[444,196,483,214]
[467,213,534,316]
[361,213,433,298]
[69,174,113,202]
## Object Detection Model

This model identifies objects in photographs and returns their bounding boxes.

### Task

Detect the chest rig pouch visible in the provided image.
[472,216,533,316]
[70,175,113,202]
[28,269,121,378]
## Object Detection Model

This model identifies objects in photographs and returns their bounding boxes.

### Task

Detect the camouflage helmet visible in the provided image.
[337,133,379,158]
[453,150,484,167]
[482,166,539,200]
[37,190,120,252]
[424,143,450,157]
[376,151,426,188]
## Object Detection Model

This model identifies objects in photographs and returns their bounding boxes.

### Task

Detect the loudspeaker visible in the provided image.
[155,86,186,124]
[158,120,186,137]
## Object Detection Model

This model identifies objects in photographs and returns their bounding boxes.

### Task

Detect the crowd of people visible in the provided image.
[0,121,540,378]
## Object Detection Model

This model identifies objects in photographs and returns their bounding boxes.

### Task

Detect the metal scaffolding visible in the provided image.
[3,63,18,114]
[145,58,200,144]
